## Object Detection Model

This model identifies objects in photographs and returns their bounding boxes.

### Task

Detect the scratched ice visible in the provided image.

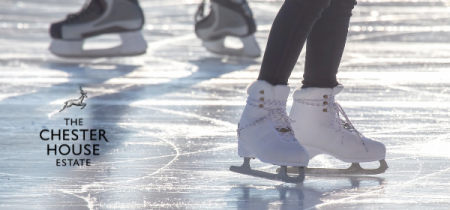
[1,0,450,209]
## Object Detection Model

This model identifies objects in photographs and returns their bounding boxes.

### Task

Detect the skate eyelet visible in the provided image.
[323,109,327,112]
[260,90,264,94]
[344,123,350,129]
[323,95,328,99]
[323,101,328,105]
[260,97,264,101]
[259,104,264,108]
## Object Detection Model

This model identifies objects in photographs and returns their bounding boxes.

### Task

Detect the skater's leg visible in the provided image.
[257,0,331,86]
[231,0,331,182]
[288,0,387,170]
[302,0,357,88]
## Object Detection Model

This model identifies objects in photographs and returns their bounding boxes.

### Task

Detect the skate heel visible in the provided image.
[237,139,255,158]
[118,31,147,55]
[49,39,83,57]
[202,38,226,55]
[201,34,261,58]
[240,35,261,58]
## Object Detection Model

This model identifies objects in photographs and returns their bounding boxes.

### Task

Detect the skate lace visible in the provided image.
[237,98,297,143]
[294,96,368,152]
[66,0,101,23]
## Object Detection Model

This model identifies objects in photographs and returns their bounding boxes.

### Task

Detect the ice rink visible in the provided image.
[2,0,450,209]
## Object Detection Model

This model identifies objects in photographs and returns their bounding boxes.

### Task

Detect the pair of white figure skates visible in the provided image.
[230,81,388,183]
[49,0,260,58]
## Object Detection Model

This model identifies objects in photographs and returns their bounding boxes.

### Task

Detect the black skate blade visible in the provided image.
[229,157,305,183]
[276,159,389,176]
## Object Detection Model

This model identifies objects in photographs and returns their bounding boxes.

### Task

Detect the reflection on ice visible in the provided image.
[1,0,450,209]
[228,176,385,209]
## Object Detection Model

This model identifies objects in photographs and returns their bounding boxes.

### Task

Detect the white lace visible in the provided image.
[294,96,368,152]
[237,97,297,142]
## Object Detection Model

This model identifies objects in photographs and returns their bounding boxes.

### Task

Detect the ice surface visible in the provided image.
[1,0,450,209]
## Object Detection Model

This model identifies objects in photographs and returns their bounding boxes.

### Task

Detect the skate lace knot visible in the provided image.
[237,97,297,143]
[295,96,369,152]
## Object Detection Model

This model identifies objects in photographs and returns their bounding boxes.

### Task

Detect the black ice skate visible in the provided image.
[195,0,261,58]
[49,0,147,58]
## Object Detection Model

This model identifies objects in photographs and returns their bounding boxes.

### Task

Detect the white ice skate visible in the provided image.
[195,0,261,58]
[281,84,388,176]
[49,0,147,58]
[229,81,309,183]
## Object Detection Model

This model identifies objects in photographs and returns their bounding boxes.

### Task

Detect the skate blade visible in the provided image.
[229,157,305,183]
[49,31,147,58]
[202,35,261,58]
[276,159,388,176]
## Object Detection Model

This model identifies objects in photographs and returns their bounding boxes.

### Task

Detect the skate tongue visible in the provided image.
[332,84,344,96]
[195,0,206,22]
[66,0,104,22]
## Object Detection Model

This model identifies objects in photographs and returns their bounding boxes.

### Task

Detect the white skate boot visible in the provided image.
[194,0,261,58]
[229,80,309,183]
[49,0,147,58]
[285,84,388,175]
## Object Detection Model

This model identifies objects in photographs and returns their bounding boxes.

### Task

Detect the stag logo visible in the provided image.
[59,87,88,112]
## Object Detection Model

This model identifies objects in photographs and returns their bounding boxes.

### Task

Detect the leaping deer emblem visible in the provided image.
[59,86,88,112]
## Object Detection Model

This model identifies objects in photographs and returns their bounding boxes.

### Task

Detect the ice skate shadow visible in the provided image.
[0,56,258,203]
[0,55,255,164]
[227,176,385,209]
[0,60,139,105]
[88,56,258,102]
[1,56,256,113]
[61,56,258,182]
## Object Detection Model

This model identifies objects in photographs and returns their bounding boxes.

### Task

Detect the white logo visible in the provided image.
[59,86,88,112]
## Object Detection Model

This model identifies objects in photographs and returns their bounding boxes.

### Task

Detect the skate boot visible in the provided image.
[285,84,388,175]
[229,80,309,183]
[49,0,147,58]
[194,0,261,58]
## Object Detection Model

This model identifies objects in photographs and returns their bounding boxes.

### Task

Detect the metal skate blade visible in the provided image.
[83,34,122,50]
[202,35,261,58]
[229,157,305,183]
[276,159,388,176]
[224,36,244,50]
[49,31,147,58]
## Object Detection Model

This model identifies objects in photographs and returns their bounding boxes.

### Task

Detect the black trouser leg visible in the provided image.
[302,0,357,88]
[258,0,331,86]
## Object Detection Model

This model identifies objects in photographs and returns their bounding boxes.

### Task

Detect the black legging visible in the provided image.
[258,0,357,88]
